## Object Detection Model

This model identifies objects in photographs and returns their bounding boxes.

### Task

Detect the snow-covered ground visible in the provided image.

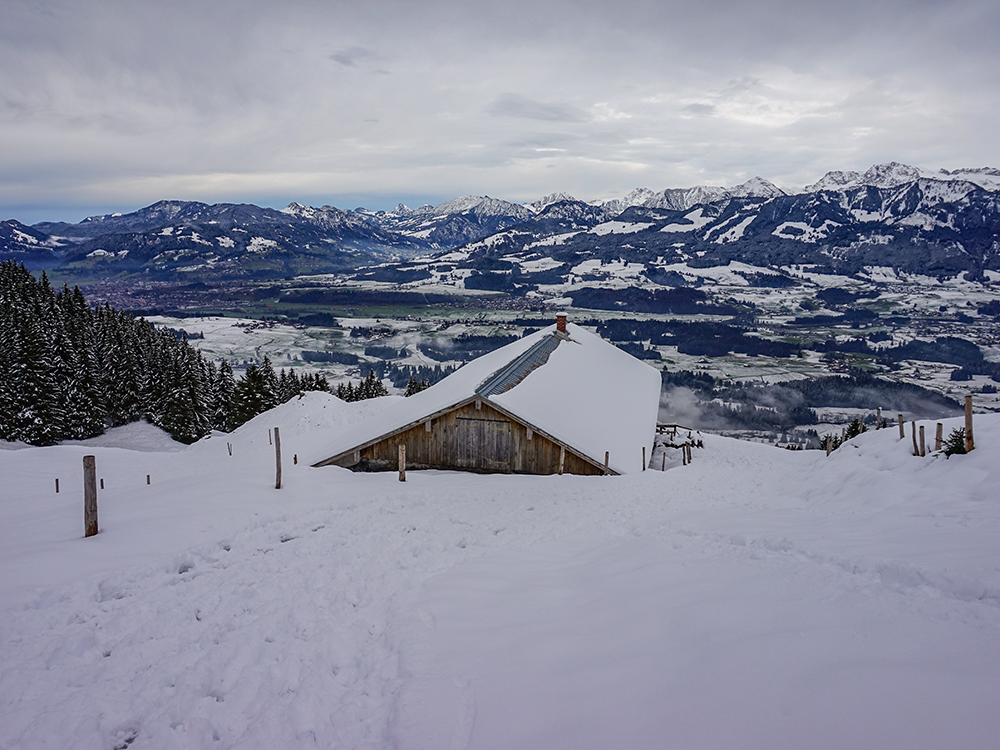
[2,394,1000,749]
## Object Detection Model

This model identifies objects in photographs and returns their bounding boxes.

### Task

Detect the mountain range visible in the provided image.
[3,162,1000,281]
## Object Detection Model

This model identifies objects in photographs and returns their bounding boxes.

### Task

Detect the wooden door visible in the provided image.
[454,417,512,472]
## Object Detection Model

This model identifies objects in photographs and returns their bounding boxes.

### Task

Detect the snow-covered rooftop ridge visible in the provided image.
[476,333,564,396]
[309,322,661,474]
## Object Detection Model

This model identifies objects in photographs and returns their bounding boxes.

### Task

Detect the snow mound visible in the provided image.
[229,390,399,442]
[63,420,187,452]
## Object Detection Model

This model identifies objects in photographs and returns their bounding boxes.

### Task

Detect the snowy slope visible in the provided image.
[2,402,1000,749]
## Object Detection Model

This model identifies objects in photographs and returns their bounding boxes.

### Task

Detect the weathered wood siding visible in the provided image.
[354,400,602,475]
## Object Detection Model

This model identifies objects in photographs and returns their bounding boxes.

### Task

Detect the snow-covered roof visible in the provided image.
[310,322,662,474]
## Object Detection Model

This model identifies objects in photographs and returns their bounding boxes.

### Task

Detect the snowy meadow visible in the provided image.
[2,393,999,749]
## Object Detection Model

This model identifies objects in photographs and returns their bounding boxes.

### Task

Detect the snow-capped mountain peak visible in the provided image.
[802,162,1000,194]
[650,185,729,212]
[728,176,786,200]
[430,195,492,216]
[933,167,1000,191]
[802,170,863,193]
[389,203,415,217]
[859,162,924,189]
[528,192,579,212]
[281,202,315,218]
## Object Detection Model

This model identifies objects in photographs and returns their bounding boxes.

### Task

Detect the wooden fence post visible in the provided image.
[227,442,232,456]
[898,414,905,440]
[604,451,610,476]
[274,427,282,489]
[935,423,943,452]
[147,474,150,485]
[293,454,298,465]
[911,421,918,456]
[83,455,98,538]
[268,429,272,445]
[965,396,975,452]
[876,407,882,429]
[642,446,646,471]
[398,443,406,482]
[55,478,59,494]
[661,452,666,471]
[919,425,926,457]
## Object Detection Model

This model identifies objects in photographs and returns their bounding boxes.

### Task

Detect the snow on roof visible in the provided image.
[310,322,662,474]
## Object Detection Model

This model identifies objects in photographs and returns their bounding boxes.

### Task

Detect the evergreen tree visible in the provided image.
[335,372,388,402]
[229,361,278,429]
[844,416,867,440]
[0,261,216,445]
[214,360,236,431]
[404,375,430,396]
[155,346,211,444]
[1,260,342,445]
[942,428,967,456]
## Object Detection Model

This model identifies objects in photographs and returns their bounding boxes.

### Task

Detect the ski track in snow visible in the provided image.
[2,398,1000,748]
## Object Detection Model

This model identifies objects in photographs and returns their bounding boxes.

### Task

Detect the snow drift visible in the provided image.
[1,395,999,749]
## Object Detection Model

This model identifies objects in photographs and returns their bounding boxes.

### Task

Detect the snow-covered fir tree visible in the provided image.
[0,261,338,444]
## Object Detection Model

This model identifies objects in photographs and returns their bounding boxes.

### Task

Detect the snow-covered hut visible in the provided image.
[311,315,661,476]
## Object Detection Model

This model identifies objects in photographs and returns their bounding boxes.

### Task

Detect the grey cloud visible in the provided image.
[2,0,1000,221]
[487,94,588,123]
[723,77,764,93]
[683,103,716,116]
[505,132,584,148]
[329,46,381,69]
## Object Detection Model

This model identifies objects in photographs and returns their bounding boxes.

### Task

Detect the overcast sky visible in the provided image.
[3,0,999,223]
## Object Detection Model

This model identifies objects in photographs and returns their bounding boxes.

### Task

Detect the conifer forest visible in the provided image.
[0,261,332,445]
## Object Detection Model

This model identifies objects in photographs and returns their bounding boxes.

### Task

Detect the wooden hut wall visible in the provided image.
[355,400,602,475]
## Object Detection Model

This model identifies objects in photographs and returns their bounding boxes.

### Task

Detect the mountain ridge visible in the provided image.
[4,162,1000,280]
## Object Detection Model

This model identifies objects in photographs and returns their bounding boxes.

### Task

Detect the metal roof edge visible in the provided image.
[475,333,563,398]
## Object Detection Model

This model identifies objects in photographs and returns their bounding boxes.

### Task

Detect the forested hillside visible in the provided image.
[0,261,330,445]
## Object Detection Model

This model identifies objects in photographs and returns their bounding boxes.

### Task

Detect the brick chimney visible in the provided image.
[556,313,567,334]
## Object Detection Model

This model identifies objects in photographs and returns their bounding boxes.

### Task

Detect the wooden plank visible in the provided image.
[83,455,98,538]
[965,395,975,452]
[274,426,282,489]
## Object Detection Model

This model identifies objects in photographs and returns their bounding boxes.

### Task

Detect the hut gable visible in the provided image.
[311,320,661,475]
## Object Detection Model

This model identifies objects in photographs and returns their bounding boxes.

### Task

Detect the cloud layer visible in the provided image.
[2,0,999,222]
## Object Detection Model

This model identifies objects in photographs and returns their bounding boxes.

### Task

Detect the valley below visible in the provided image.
[118,257,1000,449]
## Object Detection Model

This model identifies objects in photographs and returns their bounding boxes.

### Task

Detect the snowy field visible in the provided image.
[2,394,1000,749]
